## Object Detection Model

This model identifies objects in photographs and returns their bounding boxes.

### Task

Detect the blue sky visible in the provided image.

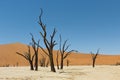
[0,0,120,54]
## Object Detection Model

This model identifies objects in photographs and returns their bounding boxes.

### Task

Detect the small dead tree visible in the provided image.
[66,59,69,67]
[39,58,46,67]
[46,60,49,67]
[16,45,35,70]
[59,35,77,69]
[30,33,40,71]
[38,9,56,72]
[91,49,99,68]
[39,54,46,67]
[56,50,59,69]
[16,62,19,67]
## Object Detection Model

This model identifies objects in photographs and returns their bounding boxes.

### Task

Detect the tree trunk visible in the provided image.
[56,52,59,69]
[35,52,38,71]
[49,54,56,72]
[93,58,95,68]
[56,60,59,69]
[60,54,64,69]
[29,61,34,70]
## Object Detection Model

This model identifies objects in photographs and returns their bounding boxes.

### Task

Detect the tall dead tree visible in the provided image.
[38,9,56,72]
[59,35,77,69]
[91,49,99,68]
[30,33,40,71]
[16,45,35,70]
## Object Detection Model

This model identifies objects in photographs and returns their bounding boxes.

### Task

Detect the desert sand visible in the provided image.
[0,66,120,80]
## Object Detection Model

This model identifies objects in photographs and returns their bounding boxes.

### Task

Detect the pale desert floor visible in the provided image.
[0,65,120,80]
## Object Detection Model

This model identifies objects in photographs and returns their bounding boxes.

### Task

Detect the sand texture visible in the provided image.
[0,66,119,80]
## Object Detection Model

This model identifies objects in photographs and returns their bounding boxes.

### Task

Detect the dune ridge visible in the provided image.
[0,43,120,66]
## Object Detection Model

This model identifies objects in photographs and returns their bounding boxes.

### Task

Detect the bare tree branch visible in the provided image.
[62,40,68,53]
[39,45,49,56]
[59,35,62,52]
[63,50,77,59]
[16,52,28,61]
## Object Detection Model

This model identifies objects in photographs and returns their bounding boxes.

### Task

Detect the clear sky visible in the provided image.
[0,0,120,54]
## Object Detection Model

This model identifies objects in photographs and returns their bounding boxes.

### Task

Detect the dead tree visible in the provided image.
[39,54,46,67]
[56,50,59,69]
[59,35,77,69]
[91,49,99,68]
[46,60,49,67]
[16,62,19,67]
[30,33,40,71]
[39,58,46,67]
[66,59,69,67]
[38,9,56,72]
[16,45,35,70]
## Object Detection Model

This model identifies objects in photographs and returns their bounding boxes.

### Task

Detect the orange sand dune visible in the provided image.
[0,43,120,66]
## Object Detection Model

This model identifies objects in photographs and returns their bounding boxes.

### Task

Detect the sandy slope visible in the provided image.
[0,66,120,80]
[0,43,120,66]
